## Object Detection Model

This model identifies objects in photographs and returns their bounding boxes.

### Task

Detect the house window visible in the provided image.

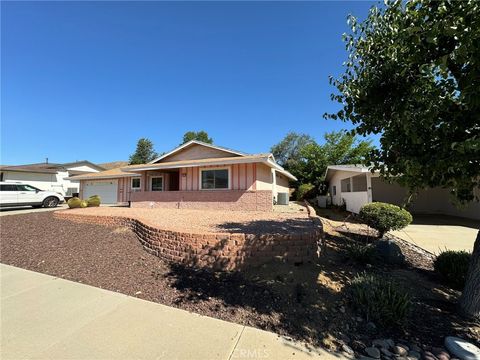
[200,168,229,190]
[332,186,337,196]
[151,177,163,191]
[341,178,351,192]
[131,178,141,191]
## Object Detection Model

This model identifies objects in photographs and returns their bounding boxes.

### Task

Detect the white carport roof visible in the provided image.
[324,164,377,182]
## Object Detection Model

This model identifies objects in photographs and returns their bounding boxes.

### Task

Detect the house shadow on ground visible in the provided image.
[216,218,315,234]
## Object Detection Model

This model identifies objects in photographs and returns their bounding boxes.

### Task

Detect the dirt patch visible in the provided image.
[1,212,478,353]
[61,205,315,234]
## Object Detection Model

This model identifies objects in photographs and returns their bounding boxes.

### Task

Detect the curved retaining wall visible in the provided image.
[54,210,322,271]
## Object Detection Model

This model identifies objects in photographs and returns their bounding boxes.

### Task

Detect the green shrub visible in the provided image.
[296,183,316,201]
[359,202,412,238]
[67,197,82,209]
[350,272,411,327]
[345,242,376,264]
[434,250,471,289]
[87,195,101,207]
[80,200,88,208]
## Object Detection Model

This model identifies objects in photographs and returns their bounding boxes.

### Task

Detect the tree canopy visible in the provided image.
[129,138,158,164]
[182,131,213,145]
[271,131,374,187]
[326,0,480,203]
[326,0,479,318]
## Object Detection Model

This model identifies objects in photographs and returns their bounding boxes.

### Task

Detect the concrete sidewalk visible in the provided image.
[0,264,342,360]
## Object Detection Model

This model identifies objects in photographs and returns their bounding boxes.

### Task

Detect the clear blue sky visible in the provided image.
[1,1,377,165]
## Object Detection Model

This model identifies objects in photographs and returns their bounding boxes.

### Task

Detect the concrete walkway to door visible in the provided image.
[0,264,344,360]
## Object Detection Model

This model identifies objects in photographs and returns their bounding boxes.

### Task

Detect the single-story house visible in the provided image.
[325,165,480,220]
[0,161,105,197]
[68,140,297,211]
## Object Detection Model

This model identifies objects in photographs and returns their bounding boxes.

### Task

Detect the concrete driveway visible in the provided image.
[0,204,68,216]
[391,215,479,255]
[1,264,341,360]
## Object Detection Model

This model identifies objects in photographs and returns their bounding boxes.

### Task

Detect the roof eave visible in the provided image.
[65,173,139,181]
[122,157,270,172]
[266,158,297,181]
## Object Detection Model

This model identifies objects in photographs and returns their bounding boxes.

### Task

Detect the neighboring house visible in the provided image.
[98,161,129,170]
[325,165,480,220]
[0,161,105,197]
[69,140,296,211]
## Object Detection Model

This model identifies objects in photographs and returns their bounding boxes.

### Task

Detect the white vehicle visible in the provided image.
[0,182,65,208]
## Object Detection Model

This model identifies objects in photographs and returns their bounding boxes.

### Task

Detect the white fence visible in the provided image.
[342,191,369,214]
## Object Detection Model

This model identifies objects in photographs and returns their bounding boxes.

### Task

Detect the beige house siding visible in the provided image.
[158,144,240,163]
[372,178,480,220]
[274,172,290,198]
[255,163,273,191]
[329,170,359,206]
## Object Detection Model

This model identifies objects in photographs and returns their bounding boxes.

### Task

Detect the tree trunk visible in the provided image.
[459,229,480,319]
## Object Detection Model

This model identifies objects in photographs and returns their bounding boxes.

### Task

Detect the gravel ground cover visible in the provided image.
[61,206,314,234]
[1,212,478,356]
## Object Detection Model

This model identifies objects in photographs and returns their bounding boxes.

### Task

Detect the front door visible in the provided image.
[169,171,179,191]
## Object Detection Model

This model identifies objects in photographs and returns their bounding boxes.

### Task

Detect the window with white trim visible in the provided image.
[151,177,163,191]
[200,168,229,190]
[131,178,141,191]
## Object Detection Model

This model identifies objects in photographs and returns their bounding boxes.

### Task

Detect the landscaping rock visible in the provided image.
[375,239,405,265]
[424,351,439,360]
[359,356,378,360]
[366,322,377,332]
[444,336,480,360]
[373,339,391,349]
[408,351,421,360]
[342,344,355,355]
[381,348,394,357]
[410,345,422,353]
[366,347,381,359]
[386,339,395,349]
[394,345,409,356]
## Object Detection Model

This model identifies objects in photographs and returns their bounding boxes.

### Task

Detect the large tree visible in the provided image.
[271,131,373,187]
[129,138,158,164]
[182,131,213,144]
[327,0,480,318]
[271,132,316,167]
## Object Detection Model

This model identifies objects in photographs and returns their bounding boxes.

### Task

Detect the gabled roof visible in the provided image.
[324,164,376,181]
[123,154,297,181]
[0,164,59,174]
[0,161,105,174]
[66,165,141,180]
[60,160,106,171]
[98,161,129,170]
[149,140,247,164]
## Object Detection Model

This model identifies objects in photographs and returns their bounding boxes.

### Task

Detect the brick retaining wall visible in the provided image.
[130,190,273,211]
[54,210,322,270]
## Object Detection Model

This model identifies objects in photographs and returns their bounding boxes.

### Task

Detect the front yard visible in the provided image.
[1,210,479,356]
[63,204,316,234]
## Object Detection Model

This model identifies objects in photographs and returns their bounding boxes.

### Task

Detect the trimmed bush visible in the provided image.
[296,183,316,201]
[67,197,82,209]
[87,195,101,207]
[359,202,412,238]
[79,200,88,208]
[350,272,411,327]
[434,250,471,289]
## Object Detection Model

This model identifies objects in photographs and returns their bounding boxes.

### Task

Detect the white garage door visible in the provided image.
[83,180,118,204]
